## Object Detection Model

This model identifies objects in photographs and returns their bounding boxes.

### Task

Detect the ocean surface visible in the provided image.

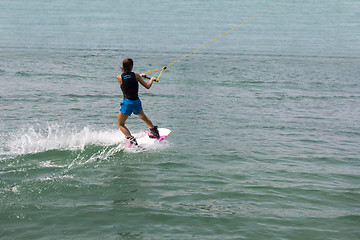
[1,0,359,239]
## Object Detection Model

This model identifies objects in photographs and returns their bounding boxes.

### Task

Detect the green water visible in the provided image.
[1,0,360,239]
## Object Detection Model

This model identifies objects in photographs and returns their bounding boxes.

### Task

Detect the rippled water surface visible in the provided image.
[1,0,359,239]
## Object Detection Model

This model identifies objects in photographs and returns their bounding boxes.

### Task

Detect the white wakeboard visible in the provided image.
[122,128,171,149]
[137,128,171,146]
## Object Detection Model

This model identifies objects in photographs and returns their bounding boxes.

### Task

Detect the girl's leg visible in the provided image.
[137,110,160,138]
[137,110,155,129]
[117,112,132,138]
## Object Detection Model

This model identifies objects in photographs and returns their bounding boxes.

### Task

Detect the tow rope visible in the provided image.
[144,1,281,82]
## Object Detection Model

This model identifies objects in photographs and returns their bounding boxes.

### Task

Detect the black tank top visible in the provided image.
[121,72,139,100]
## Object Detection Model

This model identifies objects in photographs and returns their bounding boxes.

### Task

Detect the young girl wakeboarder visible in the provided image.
[117,58,160,146]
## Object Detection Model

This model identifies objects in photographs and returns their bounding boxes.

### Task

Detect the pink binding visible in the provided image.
[148,132,168,141]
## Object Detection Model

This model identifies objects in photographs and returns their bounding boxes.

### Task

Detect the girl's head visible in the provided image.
[121,58,133,73]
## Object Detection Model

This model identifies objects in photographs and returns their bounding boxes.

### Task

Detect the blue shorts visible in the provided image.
[120,99,142,116]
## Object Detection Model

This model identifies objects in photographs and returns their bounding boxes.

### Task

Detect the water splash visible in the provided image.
[3,123,124,156]
[0,124,170,166]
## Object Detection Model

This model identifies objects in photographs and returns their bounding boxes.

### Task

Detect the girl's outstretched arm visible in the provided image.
[137,73,155,89]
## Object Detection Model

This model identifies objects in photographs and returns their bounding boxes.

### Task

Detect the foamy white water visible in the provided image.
[3,124,123,155]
